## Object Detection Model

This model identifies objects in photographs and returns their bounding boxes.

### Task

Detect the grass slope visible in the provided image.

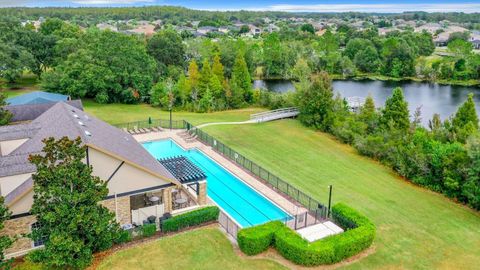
[97,227,286,270]
[83,100,264,126]
[203,120,480,269]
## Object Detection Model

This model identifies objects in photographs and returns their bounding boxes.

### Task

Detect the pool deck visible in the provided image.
[133,130,310,220]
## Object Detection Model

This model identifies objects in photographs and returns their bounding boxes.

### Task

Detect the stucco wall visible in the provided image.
[88,148,170,196]
[9,190,34,216]
[0,173,31,197]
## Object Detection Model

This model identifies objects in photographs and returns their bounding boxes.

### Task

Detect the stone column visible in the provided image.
[198,181,207,205]
[163,186,174,213]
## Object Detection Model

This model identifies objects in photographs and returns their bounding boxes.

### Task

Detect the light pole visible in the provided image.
[327,185,333,218]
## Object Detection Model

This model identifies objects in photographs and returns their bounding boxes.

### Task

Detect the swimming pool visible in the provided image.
[142,139,291,227]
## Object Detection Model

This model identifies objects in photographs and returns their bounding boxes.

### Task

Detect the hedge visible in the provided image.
[161,206,219,232]
[237,203,375,266]
[237,221,283,255]
[142,224,157,237]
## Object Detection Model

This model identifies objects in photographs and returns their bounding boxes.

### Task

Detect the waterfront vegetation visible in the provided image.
[1,12,480,115]
[203,120,480,269]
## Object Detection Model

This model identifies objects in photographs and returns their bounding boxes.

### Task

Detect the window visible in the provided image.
[31,222,47,247]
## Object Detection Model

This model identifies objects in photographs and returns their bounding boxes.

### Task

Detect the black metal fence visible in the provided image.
[113,119,185,130]
[185,121,329,223]
[113,118,330,233]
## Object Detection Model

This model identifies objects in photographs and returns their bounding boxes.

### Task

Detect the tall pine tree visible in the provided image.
[452,93,478,131]
[381,87,410,131]
[231,52,251,102]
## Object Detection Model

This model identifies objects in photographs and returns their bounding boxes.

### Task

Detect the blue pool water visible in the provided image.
[143,139,291,227]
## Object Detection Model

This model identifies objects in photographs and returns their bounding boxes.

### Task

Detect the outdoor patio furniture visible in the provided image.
[147,215,156,224]
[148,195,160,205]
[174,197,188,208]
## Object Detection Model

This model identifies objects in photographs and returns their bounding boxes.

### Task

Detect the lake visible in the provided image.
[253,79,480,125]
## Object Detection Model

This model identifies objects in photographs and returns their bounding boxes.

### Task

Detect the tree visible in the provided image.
[29,137,120,269]
[381,37,415,77]
[464,135,480,210]
[358,95,378,133]
[211,54,225,83]
[292,58,311,82]
[198,58,213,95]
[452,93,479,132]
[39,18,65,36]
[381,87,410,131]
[147,29,185,69]
[0,42,34,82]
[231,52,251,102]
[263,33,283,77]
[300,24,315,34]
[42,29,156,104]
[0,91,12,126]
[296,72,334,131]
[344,38,373,60]
[354,45,380,73]
[187,59,200,104]
[447,39,473,58]
[0,196,13,270]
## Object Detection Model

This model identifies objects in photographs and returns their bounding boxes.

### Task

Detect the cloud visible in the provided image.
[72,0,154,5]
[261,3,480,13]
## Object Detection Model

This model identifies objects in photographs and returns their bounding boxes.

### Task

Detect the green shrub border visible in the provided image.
[161,206,219,232]
[237,203,375,266]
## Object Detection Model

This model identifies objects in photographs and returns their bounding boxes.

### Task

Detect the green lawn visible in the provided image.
[83,99,264,126]
[202,120,480,269]
[97,227,286,270]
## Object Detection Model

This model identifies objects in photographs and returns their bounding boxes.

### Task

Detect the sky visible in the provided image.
[0,0,479,13]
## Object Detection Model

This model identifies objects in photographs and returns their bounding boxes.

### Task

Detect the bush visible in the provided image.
[141,224,157,237]
[237,203,375,266]
[115,229,132,244]
[275,225,335,265]
[237,221,283,255]
[161,206,219,233]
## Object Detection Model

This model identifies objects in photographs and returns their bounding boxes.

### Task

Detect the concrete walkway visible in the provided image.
[196,119,258,129]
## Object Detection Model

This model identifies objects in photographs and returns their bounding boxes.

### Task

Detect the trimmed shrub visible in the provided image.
[141,224,157,237]
[115,229,132,244]
[161,206,219,232]
[237,203,375,266]
[237,221,283,255]
[275,225,335,266]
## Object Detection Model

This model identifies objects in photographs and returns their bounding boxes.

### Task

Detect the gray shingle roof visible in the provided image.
[5,100,83,122]
[0,102,177,184]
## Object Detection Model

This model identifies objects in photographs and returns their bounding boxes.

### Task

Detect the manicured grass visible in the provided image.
[83,99,264,126]
[97,227,286,270]
[203,120,480,269]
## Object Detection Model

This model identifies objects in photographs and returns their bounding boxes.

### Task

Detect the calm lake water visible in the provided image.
[253,79,480,125]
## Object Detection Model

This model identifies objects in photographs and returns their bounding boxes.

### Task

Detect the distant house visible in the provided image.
[434,32,449,47]
[266,24,280,33]
[124,24,156,36]
[6,91,70,106]
[472,40,480,50]
[218,27,230,34]
[197,26,218,35]
[96,23,118,32]
[249,25,262,35]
